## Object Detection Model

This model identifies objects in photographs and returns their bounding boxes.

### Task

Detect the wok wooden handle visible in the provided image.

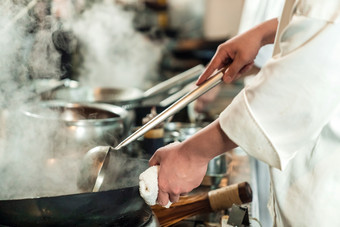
[208,182,252,211]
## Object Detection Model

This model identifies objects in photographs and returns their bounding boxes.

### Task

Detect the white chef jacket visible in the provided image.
[219,0,340,226]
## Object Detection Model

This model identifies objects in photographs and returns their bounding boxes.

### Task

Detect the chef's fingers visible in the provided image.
[196,58,226,85]
[223,54,251,83]
[232,62,255,82]
[239,62,254,74]
[169,193,180,203]
[157,189,170,207]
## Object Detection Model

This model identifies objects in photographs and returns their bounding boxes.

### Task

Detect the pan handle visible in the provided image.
[115,65,230,150]
[142,64,205,98]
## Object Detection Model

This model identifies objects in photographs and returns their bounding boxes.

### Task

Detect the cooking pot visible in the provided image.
[21,100,129,158]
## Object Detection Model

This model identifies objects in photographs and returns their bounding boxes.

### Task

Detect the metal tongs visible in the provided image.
[87,65,230,192]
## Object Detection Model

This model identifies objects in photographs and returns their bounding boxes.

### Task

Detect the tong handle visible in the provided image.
[115,65,230,150]
[143,64,205,98]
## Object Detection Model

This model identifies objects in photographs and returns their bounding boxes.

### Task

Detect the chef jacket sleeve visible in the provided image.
[219,15,340,170]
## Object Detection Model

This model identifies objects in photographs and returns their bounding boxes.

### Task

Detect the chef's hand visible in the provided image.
[149,120,238,206]
[149,142,208,206]
[194,30,260,112]
[196,18,278,85]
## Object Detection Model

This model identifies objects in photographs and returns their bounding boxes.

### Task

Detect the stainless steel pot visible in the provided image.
[21,101,129,158]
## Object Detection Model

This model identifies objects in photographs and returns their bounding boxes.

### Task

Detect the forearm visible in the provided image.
[182,119,237,163]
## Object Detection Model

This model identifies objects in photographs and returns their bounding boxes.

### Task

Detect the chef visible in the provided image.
[149,0,340,226]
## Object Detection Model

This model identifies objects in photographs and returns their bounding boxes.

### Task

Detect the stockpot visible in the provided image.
[21,100,130,158]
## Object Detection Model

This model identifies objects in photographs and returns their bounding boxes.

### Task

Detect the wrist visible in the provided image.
[180,139,211,165]
[180,120,237,164]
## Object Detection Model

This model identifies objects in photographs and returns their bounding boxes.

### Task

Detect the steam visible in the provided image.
[28,22,63,79]
[0,109,78,199]
[0,0,72,200]
[0,0,161,200]
[64,1,163,90]
[0,1,31,108]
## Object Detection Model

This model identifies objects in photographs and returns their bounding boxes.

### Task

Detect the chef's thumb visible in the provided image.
[149,153,160,166]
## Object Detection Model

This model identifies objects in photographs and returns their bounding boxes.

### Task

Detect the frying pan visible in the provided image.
[0,186,152,227]
[0,155,155,226]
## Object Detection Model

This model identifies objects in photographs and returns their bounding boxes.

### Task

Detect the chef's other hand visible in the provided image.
[149,142,208,206]
[197,18,278,85]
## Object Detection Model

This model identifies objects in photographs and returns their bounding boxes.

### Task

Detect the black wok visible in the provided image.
[0,186,153,227]
[0,155,156,227]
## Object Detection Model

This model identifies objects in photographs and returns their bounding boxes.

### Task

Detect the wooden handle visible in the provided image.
[208,182,252,211]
